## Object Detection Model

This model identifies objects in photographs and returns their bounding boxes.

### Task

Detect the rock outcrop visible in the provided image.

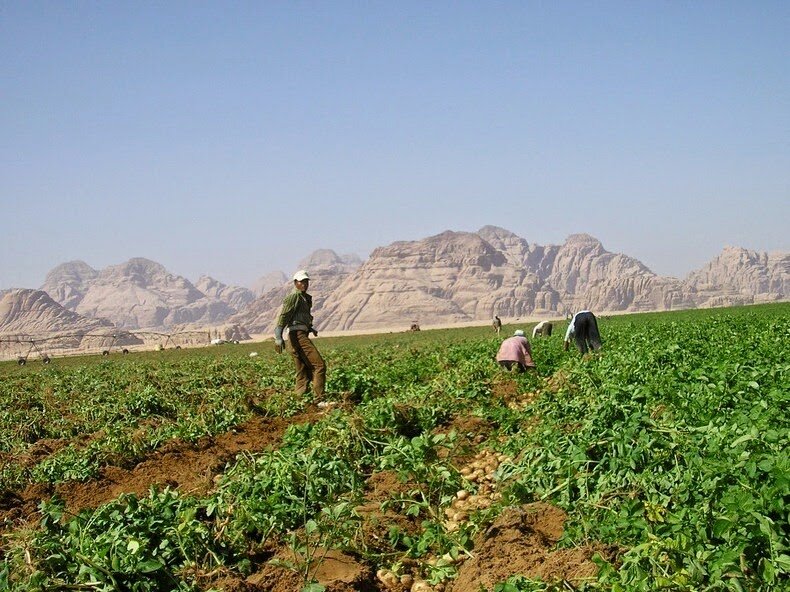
[231,250,363,334]
[319,231,510,331]
[0,289,114,335]
[40,260,98,310]
[41,258,255,331]
[313,227,785,332]
[542,234,696,313]
[70,258,210,329]
[9,227,787,338]
[0,289,143,359]
[252,271,288,297]
[194,276,256,312]
[686,247,789,306]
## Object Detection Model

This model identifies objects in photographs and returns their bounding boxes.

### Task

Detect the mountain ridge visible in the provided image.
[2,227,787,336]
[234,227,789,333]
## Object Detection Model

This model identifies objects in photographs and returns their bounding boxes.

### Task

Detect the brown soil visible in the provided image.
[491,378,521,400]
[13,437,75,468]
[0,409,320,528]
[356,470,423,553]
[491,377,542,410]
[436,414,492,463]
[201,548,374,592]
[448,503,612,592]
[245,548,375,592]
[1,403,613,592]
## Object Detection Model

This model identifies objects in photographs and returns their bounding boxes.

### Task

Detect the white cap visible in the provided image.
[514,329,525,336]
[293,270,310,281]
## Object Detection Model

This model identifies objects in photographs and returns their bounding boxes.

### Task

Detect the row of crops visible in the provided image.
[1,303,788,591]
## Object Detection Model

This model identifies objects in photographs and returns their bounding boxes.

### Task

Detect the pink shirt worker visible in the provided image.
[496,330,536,373]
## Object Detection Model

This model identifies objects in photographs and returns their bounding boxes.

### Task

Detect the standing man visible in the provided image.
[274,270,326,397]
[564,310,602,354]
[496,329,536,373]
[492,315,502,335]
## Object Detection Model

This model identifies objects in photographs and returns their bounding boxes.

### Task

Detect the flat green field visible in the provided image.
[1,304,788,591]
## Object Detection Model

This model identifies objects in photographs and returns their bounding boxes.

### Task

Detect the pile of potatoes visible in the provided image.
[376,448,513,592]
[444,449,510,532]
[375,569,445,592]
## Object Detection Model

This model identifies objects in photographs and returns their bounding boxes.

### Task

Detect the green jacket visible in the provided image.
[276,289,314,329]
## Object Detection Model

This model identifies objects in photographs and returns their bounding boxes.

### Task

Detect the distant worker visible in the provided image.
[492,315,502,335]
[496,329,536,373]
[274,270,326,397]
[564,310,602,354]
[532,320,553,337]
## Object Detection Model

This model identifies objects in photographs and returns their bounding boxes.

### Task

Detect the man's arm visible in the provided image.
[563,316,575,347]
[277,292,300,326]
[274,292,299,352]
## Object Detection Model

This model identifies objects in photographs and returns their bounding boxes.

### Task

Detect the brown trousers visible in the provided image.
[287,330,326,396]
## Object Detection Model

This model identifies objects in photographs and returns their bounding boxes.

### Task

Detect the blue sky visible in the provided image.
[2,1,788,290]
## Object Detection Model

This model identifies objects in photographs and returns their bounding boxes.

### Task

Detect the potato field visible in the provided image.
[0,304,788,592]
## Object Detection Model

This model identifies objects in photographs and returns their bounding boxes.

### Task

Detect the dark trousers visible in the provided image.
[574,312,602,354]
[288,330,326,396]
[499,360,528,373]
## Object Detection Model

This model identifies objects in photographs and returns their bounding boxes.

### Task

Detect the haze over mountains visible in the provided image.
[1,226,787,339]
[39,258,254,330]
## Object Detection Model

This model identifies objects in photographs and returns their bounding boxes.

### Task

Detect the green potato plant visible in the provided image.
[1,304,787,591]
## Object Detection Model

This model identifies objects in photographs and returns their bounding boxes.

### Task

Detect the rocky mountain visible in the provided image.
[231,249,363,334]
[685,246,789,306]
[540,233,694,313]
[70,258,212,329]
[0,289,146,358]
[294,227,784,333]
[194,275,256,312]
[0,289,114,335]
[252,271,288,297]
[40,258,253,331]
[7,228,786,338]
[40,260,98,310]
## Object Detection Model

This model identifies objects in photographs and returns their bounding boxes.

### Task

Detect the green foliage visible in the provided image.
[491,574,599,591]
[1,304,787,591]
[501,307,789,590]
[15,489,218,591]
[214,447,362,547]
[0,358,260,490]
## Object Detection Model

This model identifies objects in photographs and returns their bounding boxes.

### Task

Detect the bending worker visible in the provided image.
[563,310,602,354]
[532,320,553,337]
[274,270,326,397]
[496,329,536,373]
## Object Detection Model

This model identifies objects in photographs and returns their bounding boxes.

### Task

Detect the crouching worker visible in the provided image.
[274,270,326,397]
[496,329,536,373]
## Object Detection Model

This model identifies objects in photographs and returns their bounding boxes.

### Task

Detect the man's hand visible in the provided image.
[274,326,285,354]
[310,327,318,337]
